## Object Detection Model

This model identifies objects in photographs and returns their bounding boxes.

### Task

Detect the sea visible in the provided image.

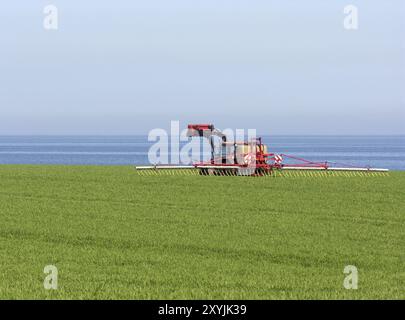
[0,136,404,170]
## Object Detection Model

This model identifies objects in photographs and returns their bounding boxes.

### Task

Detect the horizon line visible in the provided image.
[0,134,404,137]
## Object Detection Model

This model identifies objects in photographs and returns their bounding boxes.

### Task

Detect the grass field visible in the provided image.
[0,165,403,299]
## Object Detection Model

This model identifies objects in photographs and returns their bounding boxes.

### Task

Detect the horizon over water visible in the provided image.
[0,135,404,170]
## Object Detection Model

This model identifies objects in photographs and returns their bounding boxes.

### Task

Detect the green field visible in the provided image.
[0,165,403,299]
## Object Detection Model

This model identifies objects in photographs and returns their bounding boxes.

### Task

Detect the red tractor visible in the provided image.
[187,124,273,176]
[136,123,388,177]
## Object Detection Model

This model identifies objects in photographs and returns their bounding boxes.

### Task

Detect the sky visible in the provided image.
[0,0,404,135]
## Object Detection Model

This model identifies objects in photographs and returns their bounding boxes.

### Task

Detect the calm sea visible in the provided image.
[0,136,404,170]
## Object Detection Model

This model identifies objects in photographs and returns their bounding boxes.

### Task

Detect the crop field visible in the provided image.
[0,165,403,299]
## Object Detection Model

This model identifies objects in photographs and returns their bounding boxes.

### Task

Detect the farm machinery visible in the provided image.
[136,124,389,177]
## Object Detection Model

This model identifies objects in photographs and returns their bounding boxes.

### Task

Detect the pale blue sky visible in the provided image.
[0,0,404,135]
